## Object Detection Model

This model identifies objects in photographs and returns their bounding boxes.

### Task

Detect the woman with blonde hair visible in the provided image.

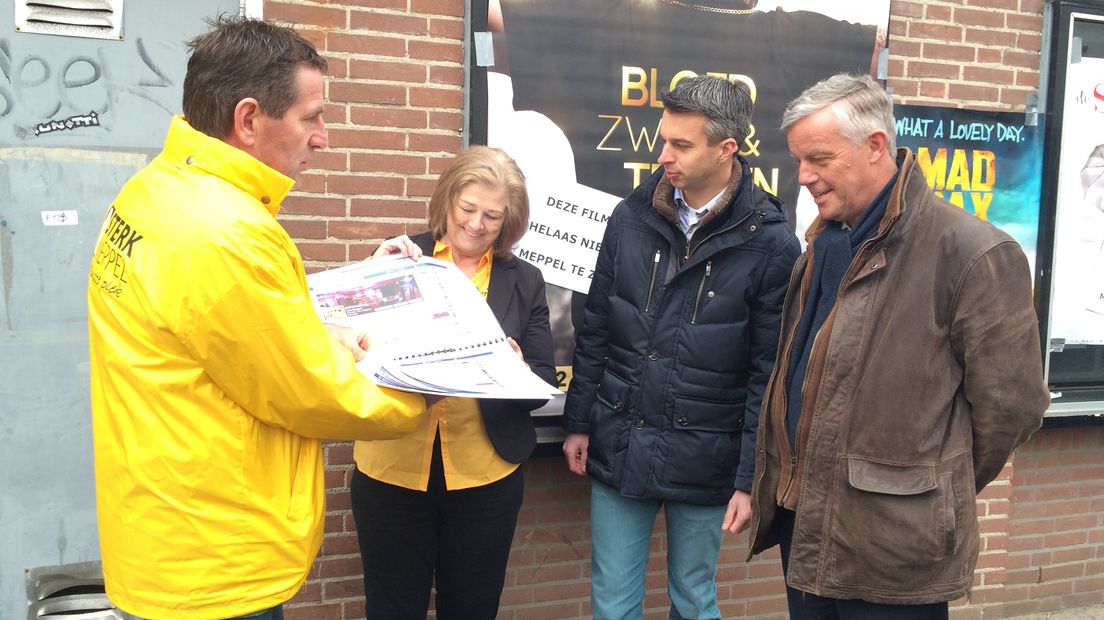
[351,145,556,619]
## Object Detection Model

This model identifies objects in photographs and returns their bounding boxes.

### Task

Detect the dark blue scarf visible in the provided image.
[784,172,898,449]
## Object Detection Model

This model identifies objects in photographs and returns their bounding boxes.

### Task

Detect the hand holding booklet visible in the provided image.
[307,255,559,400]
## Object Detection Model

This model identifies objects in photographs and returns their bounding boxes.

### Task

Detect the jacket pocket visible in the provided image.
[587,372,631,476]
[663,394,743,489]
[828,457,969,590]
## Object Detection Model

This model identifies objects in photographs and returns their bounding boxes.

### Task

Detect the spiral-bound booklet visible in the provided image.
[307,255,558,399]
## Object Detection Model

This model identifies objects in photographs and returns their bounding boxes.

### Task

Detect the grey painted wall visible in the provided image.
[1,1,238,616]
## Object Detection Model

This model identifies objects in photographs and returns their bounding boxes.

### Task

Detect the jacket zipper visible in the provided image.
[690,261,712,325]
[684,211,754,263]
[777,219,897,507]
[644,249,661,312]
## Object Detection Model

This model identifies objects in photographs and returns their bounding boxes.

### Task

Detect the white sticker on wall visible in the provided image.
[41,211,79,226]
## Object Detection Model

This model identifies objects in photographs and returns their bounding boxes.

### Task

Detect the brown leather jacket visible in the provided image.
[748,149,1049,604]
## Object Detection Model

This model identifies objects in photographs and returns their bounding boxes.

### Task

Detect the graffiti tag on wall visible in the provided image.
[0,37,178,139]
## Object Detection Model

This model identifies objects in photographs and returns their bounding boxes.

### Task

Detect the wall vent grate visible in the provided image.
[14,0,124,40]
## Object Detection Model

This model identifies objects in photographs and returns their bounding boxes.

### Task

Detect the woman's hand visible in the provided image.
[506,337,525,364]
[371,234,423,260]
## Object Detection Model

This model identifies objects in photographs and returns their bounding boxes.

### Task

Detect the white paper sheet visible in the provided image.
[307,256,559,399]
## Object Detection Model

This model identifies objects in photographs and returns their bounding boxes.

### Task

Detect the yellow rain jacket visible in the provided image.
[87,116,424,619]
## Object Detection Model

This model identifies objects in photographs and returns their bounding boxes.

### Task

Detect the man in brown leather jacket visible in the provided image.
[747,73,1050,619]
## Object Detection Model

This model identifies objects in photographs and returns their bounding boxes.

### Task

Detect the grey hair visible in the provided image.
[781,73,896,153]
[660,75,752,145]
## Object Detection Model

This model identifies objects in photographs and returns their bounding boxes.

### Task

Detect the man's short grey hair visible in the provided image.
[781,73,896,153]
[661,75,752,146]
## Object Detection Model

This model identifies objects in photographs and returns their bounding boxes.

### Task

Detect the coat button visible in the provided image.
[749,225,758,232]
[647,350,659,361]
[677,415,689,426]
[185,155,195,165]
[635,418,645,429]
[613,400,624,411]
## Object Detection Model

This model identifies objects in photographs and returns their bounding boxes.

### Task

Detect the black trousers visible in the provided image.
[774,508,950,620]
[350,438,524,620]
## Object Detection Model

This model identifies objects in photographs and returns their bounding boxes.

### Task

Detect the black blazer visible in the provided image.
[413,232,556,463]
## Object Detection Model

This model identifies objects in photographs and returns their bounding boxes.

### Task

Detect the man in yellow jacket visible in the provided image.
[86,17,426,620]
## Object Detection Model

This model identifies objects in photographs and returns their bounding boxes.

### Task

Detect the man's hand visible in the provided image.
[722,490,752,534]
[562,433,589,476]
[372,234,423,260]
[324,324,371,362]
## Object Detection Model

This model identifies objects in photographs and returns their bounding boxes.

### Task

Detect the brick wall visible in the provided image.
[1004,426,1104,617]
[267,0,1104,618]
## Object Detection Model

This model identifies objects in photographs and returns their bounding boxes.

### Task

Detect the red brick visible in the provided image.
[966,27,1018,47]
[1014,70,1039,89]
[267,2,346,29]
[317,555,364,579]
[350,58,427,83]
[408,132,462,154]
[892,0,924,18]
[889,78,919,97]
[963,66,1016,84]
[430,64,464,86]
[328,32,405,57]
[1000,88,1032,107]
[429,17,465,39]
[970,0,1018,7]
[908,61,960,79]
[954,7,1006,27]
[306,150,347,172]
[322,575,364,599]
[947,82,999,103]
[1018,32,1042,52]
[1003,50,1040,69]
[296,173,326,193]
[909,22,963,42]
[326,442,354,464]
[926,4,952,20]
[297,28,326,51]
[918,80,947,99]
[350,11,427,35]
[279,219,328,239]
[320,532,360,556]
[330,81,407,105]
[282,195,347,217]
[977,48,1002,64]
[409,40,463,63]
[351,198,428,219]
[410,86,463,109]
[341,0,405,7]
[322,55,348,78]
[411,0,465,17]
[328,127,407,150]
[429,110,463,131]
[1008,12,1044,31]
[329,220,411,240]
[298,242,347,262]
[408,176,439,197]
[350,152,427,174]
[923,43,976,62]
[323,103,347,124]
[351,105,428,129]
[327,174,405,195]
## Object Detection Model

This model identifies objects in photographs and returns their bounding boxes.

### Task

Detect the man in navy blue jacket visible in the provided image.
[562,75,800,619]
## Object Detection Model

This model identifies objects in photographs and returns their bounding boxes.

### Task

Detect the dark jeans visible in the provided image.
[350,438,524,620]
[774,508,949,620]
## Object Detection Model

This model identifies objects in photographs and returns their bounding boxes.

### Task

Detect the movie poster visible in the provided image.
[486,1,891,415]
[1050,55,1104,345]
[892,104,1044,275]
